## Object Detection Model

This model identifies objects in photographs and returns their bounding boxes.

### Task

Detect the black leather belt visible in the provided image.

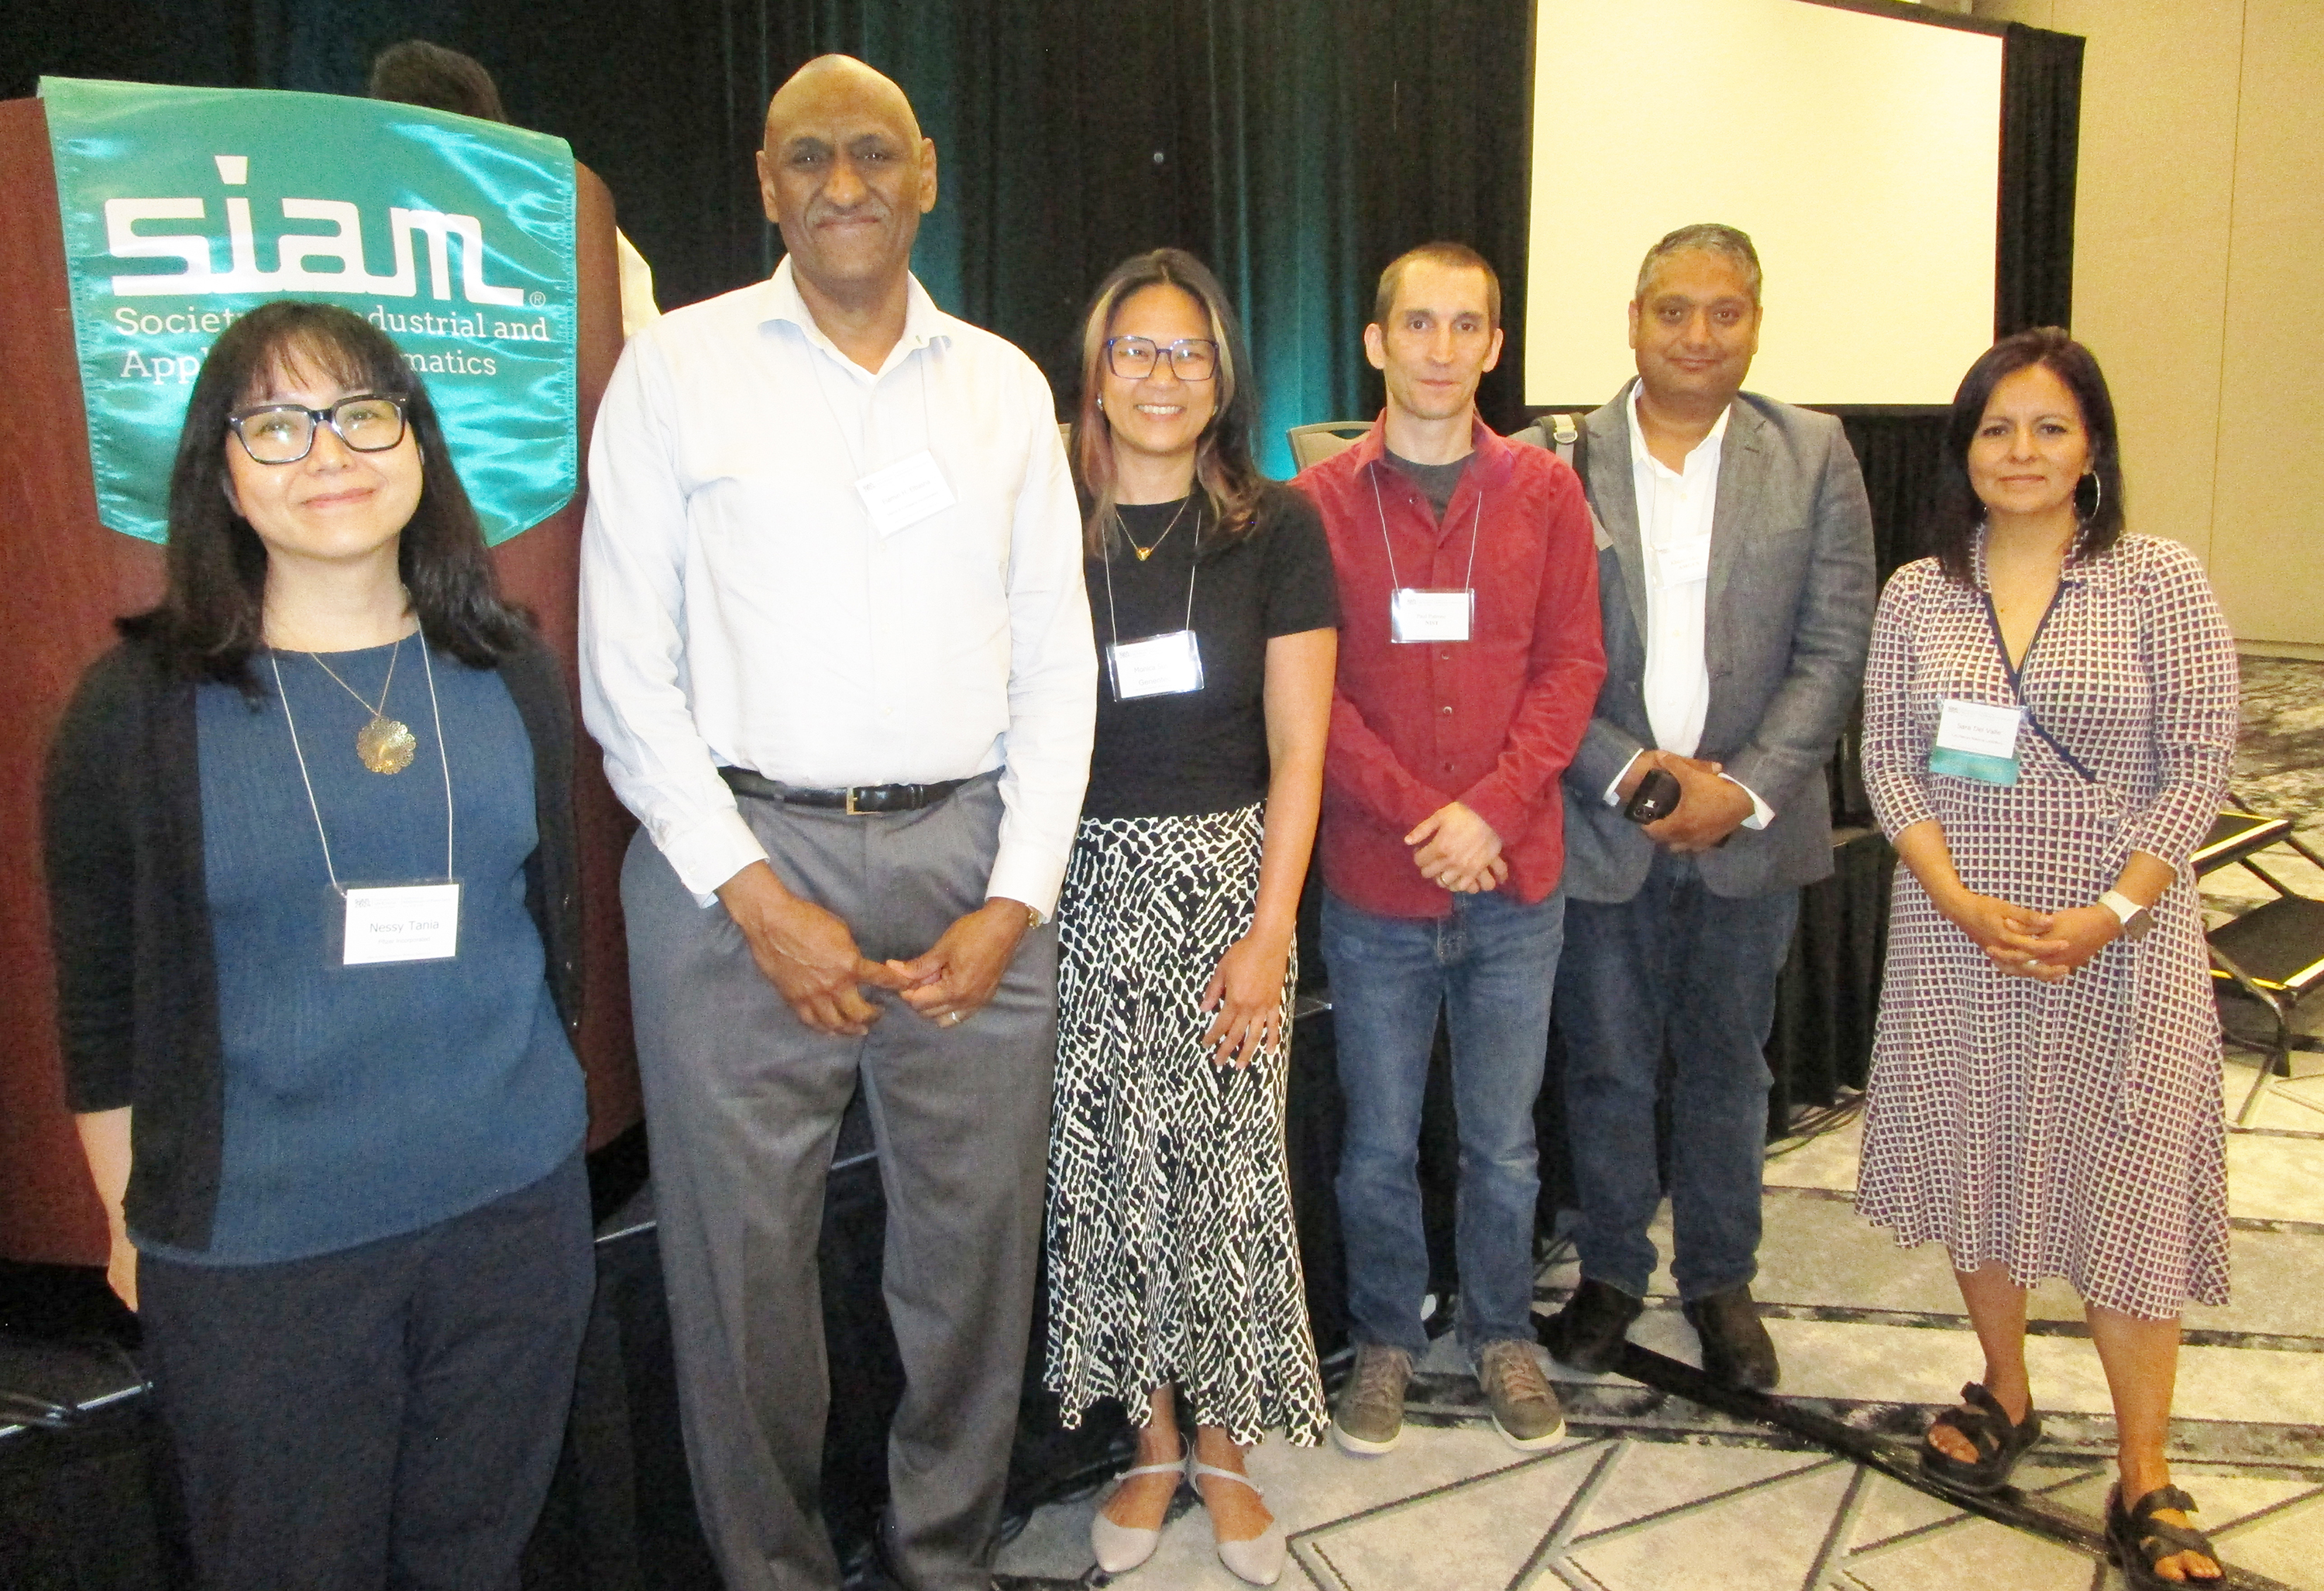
[720,766,969,814]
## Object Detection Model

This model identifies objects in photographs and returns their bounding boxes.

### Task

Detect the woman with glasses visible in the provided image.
[1044,249,1339,1586]
[1858,328,2236,1590]
[46,301,592,1589]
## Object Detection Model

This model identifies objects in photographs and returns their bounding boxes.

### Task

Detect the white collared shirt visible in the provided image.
[1604,385,1769,826]
[1630,381,1725,758]
[579,257,1096,910]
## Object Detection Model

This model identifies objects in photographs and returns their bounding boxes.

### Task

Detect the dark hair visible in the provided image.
[1634,223,1761,305]
[1927,326,2125,584]
[123,301,529,691]
[1070,249,1267,558]
[1373,241,1501,330]
[367,40,509,123]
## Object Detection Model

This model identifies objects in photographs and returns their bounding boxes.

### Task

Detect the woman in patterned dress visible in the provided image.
[1858,328,2234,1589]
[1043,249,1339,1585]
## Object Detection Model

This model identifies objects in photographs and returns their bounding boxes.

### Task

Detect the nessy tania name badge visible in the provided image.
[40,76,579,547]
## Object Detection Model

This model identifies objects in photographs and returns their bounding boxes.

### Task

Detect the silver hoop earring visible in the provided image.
[2082,470,2102,522]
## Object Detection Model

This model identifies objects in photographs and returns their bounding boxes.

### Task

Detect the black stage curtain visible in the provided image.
[1996,22,2084,338]
[2,1,1536,475]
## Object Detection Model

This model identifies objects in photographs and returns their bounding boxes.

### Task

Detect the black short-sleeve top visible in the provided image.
[1081,480,1341,820]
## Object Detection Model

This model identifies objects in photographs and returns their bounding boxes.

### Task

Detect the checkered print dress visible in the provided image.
[1857,535,2238,1318]
[1043,802,1328,1445]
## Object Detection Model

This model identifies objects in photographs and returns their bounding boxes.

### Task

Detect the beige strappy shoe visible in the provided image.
[1188,1452,1287,1586]
[1088,1444,1184,1574]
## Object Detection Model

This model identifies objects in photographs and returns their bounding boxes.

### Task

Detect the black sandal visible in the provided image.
[1918,1381,2041,1493]
[2108,1484,2226,1590]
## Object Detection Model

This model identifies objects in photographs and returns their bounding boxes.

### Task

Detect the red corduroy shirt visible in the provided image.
[1293,415,1604,917]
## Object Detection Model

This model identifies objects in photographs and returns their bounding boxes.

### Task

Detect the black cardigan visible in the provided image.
[43,631,585,1252]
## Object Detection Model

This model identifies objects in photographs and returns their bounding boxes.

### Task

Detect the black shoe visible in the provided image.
[2107,1483,2226,1590]
[1682,1286,1779,1390]
[1920,1381,2041,1493]
[1540,1278,1643,1373]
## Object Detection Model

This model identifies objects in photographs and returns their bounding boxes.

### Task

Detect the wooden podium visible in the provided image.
[0,96,637,1266]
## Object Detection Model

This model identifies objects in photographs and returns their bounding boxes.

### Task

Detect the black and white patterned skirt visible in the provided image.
[1043,802,1327,1446]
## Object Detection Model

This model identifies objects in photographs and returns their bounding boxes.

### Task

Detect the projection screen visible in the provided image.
[1525,0,2004,409]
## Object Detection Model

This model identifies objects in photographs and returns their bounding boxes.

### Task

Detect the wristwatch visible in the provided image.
[2098,890,2154,941]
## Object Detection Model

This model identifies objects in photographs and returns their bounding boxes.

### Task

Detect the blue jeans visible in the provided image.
[1322,887,1566,1355]
[1555,851,1798,1301]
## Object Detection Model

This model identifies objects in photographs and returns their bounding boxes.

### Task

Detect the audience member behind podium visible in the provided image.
[1046,248,1339,1586]
[367,37,663,338]
[45,301,593,1589]
[1858,328,2236,1591]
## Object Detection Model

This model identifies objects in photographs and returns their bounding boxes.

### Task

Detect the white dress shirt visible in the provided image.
[1605,385,1770,826]
[1631,381,1724,758]
[579,257,1096,911]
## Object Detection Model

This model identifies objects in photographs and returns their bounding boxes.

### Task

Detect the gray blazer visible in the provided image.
[1559,381,1876,902]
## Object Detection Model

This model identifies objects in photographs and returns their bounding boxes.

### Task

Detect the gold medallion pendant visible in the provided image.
[356,715,418,775]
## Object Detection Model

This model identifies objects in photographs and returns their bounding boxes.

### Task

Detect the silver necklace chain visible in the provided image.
[266,640,455,897]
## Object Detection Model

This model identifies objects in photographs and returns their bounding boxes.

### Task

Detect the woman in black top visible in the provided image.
[1044,249,1339,1586]
[46,301,593,1590]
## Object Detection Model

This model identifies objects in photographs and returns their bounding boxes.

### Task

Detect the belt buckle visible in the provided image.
[844,785,863,816]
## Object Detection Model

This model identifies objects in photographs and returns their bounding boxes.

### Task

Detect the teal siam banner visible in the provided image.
[41,77,579,546]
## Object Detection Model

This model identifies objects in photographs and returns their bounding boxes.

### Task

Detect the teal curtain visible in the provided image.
[5,0,1538,481]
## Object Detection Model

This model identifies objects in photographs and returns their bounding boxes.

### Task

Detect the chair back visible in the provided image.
[1285,421,1370,472]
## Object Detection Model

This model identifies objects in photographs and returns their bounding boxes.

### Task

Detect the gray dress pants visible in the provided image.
[621,773,1057,1591]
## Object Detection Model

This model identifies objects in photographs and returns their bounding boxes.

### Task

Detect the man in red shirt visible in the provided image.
[1294,243,1604,1458]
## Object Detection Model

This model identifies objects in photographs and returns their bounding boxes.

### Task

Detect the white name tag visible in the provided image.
[1654,537,1711,586]
[1930,699,2024,786]
[343,883,461,966]
[1391,588,1473,643]
[854,449,957,537]
[1108,630,1205,699]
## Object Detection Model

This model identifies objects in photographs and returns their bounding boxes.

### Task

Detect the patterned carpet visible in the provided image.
[2233,658,2324,833]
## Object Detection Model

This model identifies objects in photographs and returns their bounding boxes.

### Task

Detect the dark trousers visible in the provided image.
[621,773,1057,1591]
[138,1150,594,1591]
[1556,852,1798,1301]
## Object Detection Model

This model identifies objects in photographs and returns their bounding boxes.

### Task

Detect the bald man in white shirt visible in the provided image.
[579,55,1095,1591]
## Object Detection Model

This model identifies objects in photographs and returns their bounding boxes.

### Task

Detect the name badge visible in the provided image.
[854,449,957,537]
[1654,537,1711,586]
[1929,699,2024,786]
[343,882,462,965]
[1109,630,1205,700]
[1391,588,1473,644]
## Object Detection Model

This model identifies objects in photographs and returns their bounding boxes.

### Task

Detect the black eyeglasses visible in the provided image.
[227,395,409,464]
[1104,336,1219,381]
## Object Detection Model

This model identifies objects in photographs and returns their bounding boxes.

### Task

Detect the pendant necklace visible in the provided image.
[304,635,417,775]
[1116,496,1194,562]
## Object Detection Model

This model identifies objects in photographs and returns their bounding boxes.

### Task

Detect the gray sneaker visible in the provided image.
[1332,1343,1412,1456]
[1477,1339,1566,1451]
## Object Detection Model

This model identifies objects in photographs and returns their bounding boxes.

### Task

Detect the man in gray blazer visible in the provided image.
[1541,224,1874,1390]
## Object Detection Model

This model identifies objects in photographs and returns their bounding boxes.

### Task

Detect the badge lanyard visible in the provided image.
[811,351,957,537]
[1101,501,1205,700]
[269,641,461,965]
[1371,464,1481,643]
[1981,585,2095,782]
[1931,584,2095,788]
